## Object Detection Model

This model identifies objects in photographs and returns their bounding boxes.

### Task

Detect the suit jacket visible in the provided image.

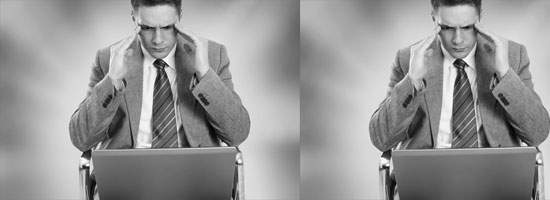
[69,34,250,152]
[369,35,549,152]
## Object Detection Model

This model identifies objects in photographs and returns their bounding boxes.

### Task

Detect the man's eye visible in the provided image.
[463,26,473,30]
[440,26,452,30]
[140,26,153,30]
[161,25,175,30]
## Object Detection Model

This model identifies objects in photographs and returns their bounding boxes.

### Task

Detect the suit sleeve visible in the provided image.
[369,49,424,152]
[191,45,250,146]
[69,49,123,152]
[491,45,550,146]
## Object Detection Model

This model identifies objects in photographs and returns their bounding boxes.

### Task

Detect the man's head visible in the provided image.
[131,0,181,59]
[431,0,482,59]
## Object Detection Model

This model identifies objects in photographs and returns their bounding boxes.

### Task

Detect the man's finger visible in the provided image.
[133,25,141,35]
[174,23,199,47]
[475,23,498,45]
[418,26,441,51]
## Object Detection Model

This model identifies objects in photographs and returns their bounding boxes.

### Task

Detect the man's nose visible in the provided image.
[452,29,463,45]
[153,28,163,45]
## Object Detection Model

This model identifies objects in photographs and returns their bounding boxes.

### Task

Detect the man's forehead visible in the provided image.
[134,5,179,27]
[435,5,479,27]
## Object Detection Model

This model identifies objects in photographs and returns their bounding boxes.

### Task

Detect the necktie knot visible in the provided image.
[453,59,468,70]
[153,59,168,69]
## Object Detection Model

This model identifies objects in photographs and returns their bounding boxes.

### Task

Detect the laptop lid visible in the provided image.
[92,147,237,200]
[393,147,537,200]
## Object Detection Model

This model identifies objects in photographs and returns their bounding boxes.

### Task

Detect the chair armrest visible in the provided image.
[379,151,393,200]
[234,148,245,200]
[79,151,93,200]
[534,148,544,200]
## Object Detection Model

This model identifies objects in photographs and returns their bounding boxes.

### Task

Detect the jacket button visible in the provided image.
[198,93,204,98]
[498,93,504,98]
[402,103,407,108]
[102,103,107,108]
[201,97,210,106]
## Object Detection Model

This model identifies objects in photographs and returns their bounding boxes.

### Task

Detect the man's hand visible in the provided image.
[108,26,140,90]
[475,23,510,78]
[409,26,441,89]
[174,23,210,78]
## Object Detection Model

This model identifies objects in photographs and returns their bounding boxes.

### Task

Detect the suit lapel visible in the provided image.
[124,38,144,145]
[424,39,445,144]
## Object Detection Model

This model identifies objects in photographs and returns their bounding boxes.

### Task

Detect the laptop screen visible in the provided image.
[393,147,536,200]
[92,147,237,200]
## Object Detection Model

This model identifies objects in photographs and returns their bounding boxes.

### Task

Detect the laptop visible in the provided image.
[92,147,237,200]
[393,147,537,200]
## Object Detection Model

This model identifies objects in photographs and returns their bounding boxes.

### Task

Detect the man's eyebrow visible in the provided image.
[137,23,175,29]
[437,23,475,28]
[137,23,154,28]
[160,24,175,28]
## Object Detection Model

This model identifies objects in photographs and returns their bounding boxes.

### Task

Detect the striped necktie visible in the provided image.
[151,59,178,148]
[451,59,478,148]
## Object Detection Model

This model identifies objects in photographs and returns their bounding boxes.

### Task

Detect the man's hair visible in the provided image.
[431,0,482,15]
[131,0,182,14]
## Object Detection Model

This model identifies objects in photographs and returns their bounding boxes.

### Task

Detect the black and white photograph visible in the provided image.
[1,0,549,199]
[301,0,550,199]
[0,0,298,199]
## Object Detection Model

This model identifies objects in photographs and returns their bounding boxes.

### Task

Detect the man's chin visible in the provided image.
[150,51,169,59]
[450,51,468,59]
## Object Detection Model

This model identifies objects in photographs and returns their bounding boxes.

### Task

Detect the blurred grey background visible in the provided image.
[0,0,298,199]
[301,0,550,199]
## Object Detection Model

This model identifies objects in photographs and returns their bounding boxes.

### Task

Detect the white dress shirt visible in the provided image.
[435,43,483,148]
[135,44,181,148]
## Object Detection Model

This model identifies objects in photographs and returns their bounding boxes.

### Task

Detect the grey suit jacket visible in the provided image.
[69,34,250,152]
[370,35,549,152]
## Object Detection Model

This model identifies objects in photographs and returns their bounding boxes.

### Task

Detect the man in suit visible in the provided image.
[69,0,249,154]
[70,1,249,198]
[370,0,549,152]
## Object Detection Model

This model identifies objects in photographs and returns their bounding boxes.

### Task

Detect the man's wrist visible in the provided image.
[109,76,126,92]
[410,76,425,91]
[413,78,426,95]
[196,67,209,80]
[496,66,510,79]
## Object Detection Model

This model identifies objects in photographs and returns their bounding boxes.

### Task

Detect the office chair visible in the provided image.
[79,148,246,200]
[378,148,545,200]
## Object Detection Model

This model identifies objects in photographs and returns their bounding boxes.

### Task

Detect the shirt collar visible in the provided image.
[139,41,177,70]
[440,42,477,69]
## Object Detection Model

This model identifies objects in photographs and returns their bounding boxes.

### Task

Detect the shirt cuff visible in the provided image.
[412,78,426,96]
[112,78,126,95]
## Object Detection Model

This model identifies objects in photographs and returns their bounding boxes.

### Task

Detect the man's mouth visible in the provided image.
[152,47,165,52]
[452,47,466,52]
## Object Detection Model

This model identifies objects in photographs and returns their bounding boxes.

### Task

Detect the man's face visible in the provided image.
[433,5,479,59]
[133,5,179,59]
